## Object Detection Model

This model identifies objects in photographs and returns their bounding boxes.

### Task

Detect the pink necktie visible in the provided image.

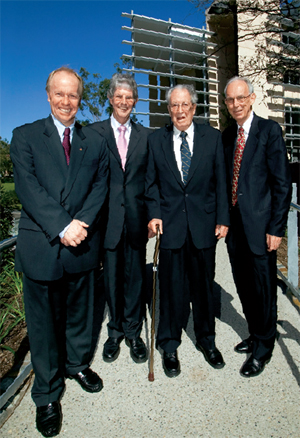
[117,125,128,170]
[232,127,246,206]
[62,127,71,165]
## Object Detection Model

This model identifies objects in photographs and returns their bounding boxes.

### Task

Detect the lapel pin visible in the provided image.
[79,148,82,151]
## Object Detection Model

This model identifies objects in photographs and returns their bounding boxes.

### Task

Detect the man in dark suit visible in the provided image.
[91,74,150,364]
[10,67,109,437]
[222,76,292,378]
[146,84,230,377]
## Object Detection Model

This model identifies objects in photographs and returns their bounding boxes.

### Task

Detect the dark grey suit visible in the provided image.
[145,122,230,353]
[10,116,108,405]
[222,113,292,360]
[91,119,150,339]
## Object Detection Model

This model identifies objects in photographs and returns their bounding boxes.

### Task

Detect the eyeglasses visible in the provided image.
[169,102,193,112]
[225,94,251,106]
[114,95,134,102]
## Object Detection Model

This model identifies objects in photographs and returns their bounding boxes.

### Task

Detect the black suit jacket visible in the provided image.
[222,113,292,255]
[90,119,150,249]
[10,116,109,281]
[145,122,230,250]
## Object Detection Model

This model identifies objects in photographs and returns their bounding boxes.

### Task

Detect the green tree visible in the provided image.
[0,138,13,181]
[189,0,300,81]
[79,64,122,123]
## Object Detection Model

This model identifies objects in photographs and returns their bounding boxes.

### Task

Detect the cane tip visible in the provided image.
[148,372,154,382]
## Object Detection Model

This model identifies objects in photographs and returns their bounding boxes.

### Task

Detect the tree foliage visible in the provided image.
[79,64,122,123]
[189,0,300,82]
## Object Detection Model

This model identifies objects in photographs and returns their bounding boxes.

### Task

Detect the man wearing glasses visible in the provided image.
[146,84,230,377]
[91,74,150,365]
[223,76,291,378]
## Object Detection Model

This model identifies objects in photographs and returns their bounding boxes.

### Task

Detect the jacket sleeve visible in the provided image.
[10,127,73,242]
[144,138,161,221]
[73,131,109,228]
[266,122,292,236]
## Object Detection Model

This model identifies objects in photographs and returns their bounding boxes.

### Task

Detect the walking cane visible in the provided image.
[148,226,160,382]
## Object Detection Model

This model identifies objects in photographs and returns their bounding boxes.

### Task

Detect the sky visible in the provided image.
[0,0,207,142]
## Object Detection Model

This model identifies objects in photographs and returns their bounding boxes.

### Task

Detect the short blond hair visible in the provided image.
[46,67,83,98]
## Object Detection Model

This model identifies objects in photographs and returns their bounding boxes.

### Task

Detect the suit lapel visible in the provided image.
[238,114,259,185]
[43,116,68,178]
[125,121,139,165]
[62,122,87,201]
[102,119,122,167]
[185,123,205,186]
[162,126,183,187]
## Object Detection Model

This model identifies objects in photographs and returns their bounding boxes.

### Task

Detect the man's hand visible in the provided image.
[60,219,89,247]
[148,218,163,239]
[266,234,282,252]
[215,225,229,240]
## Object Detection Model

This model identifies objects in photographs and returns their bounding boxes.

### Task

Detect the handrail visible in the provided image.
[0,236,17,253]
[290,202,300,212]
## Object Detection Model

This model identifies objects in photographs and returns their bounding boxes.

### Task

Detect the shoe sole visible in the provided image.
[68,376,103,393]
[102,348,120,363]
[234,347,253,354]
[163,363,181,378]
[196,344,225,369]
[239,358,270,378]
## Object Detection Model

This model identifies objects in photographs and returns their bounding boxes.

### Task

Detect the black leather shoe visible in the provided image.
[68,368,103,393]
[36,401,62,437]
[103,336,124,362]
[196,343,225,369]
[163,351,181,378]
[125,337,148,363]
[234,338,253,354]
[240,355,270,378]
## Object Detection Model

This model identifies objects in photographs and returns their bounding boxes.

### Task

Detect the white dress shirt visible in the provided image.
[173,123,194,182]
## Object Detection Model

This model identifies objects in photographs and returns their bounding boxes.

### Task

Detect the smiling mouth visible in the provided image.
[60,108,71,114]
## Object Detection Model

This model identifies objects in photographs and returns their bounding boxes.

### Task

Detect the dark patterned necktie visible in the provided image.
[62,127,71,165]
[180,131,191,185]
[232,127,246,206]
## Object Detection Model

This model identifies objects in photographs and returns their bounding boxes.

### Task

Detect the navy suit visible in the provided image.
[145,122,230,353]
[222,113,292,360]
[10,116,108,405]
[91,119,150,339]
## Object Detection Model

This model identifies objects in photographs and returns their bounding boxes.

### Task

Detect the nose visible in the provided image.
[62,94,70,105]
[121,96,127,104]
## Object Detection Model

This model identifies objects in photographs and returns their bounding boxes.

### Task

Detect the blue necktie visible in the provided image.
[180,131,191,185]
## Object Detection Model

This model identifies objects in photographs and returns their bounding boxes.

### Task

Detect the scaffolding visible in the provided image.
[121,12,220,129]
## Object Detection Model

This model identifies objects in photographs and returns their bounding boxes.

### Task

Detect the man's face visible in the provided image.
[47,71,81,126]
[225,80,256,126]
[168,88,196,132]
[109,87,137,124]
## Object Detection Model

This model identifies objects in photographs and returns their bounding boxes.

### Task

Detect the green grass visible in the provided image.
[0,261,25,352]
[3,182,15,192]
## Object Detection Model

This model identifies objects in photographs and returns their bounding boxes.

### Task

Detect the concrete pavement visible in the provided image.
[1,239,300,438]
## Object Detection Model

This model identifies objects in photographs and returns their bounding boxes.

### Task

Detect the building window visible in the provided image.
[285,105,300,162]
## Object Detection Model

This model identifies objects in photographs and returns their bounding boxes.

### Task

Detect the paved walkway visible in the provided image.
[1,239,300,438]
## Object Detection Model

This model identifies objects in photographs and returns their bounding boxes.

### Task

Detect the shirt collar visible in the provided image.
[237,111,254,137]
[173,122,194,139]
[51,114,75,138]
[111,114,131,131]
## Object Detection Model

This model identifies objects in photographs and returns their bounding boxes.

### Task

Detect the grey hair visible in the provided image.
[165,84,198,105]
[107,73,138,100]
[224,76,254,96]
